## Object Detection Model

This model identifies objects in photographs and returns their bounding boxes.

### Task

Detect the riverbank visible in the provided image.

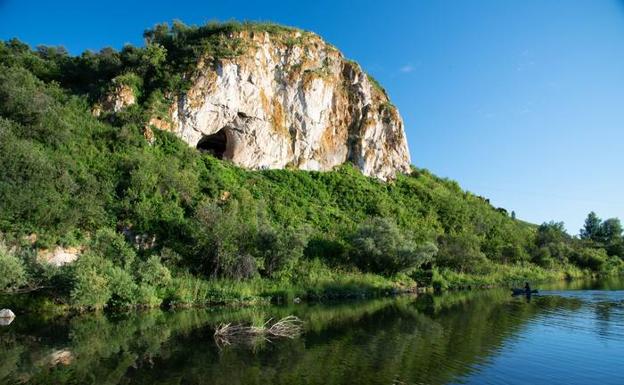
[2,261,606,316]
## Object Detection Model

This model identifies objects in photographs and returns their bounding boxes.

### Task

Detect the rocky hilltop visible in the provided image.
[102,26,411,180]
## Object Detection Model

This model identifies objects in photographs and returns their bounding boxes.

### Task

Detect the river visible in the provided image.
[1,277,623,384]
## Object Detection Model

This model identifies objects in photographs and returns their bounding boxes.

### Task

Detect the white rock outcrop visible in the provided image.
[161,31,411,180]
[38,246,81,267]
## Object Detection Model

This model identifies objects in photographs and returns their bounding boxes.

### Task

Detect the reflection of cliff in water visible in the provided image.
[0,290,585,385]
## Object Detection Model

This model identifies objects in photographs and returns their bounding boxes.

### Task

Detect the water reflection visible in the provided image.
[0,317,14,326]
[1,279,623,385]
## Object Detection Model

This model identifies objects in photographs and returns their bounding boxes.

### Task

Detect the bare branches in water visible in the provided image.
[214,316,303,347]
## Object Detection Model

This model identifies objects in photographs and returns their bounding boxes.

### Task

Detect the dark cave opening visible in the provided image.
[196,129,227,159]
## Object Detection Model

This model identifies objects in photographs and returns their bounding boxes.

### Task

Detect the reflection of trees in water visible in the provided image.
[0,290,596,385]
[595,302,612,339]
[593,300,624,341]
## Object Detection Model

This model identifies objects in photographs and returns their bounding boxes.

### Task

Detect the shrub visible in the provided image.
[304,237,348,267]
[69,254,112,309]
[192,197,261,280]
[431,267,449,292]
[91,228,136,269]
[138,255,172,288]
[135,284,161,307]
[106,266,138,308]
[532,247,554,268]
[436,232,487,273]
[0,65,52,126]
[0,240,27,292]
[256,224,309,278]
[349,218,437,276]
[570,247,609,272]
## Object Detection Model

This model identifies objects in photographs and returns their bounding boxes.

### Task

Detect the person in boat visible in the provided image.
[524,282,531,294]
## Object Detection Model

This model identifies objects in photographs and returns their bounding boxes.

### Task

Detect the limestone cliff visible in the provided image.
[111,28,411,180]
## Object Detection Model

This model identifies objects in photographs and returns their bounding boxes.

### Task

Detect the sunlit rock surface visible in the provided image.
[159,31,411,180]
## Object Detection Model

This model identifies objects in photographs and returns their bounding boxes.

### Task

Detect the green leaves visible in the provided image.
[0,241,27,292]
[349,218,437,276]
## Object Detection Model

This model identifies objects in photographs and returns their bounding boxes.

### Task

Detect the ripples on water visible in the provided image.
[1,278,623,385]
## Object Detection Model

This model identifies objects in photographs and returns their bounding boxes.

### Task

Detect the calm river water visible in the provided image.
[1,278,623,384]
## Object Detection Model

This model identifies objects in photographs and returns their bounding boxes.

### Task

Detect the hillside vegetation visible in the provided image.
[1,22,622,310]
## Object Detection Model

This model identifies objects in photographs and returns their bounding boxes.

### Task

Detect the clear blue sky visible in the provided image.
[2,0,623,233]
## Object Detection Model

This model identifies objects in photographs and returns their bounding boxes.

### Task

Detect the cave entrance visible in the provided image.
[197,129,228,159]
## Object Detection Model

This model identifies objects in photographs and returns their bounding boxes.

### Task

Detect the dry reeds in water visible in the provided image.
[214,315,303,346]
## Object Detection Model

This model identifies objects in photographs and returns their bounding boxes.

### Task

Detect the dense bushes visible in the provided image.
[532,216,624,274]
[435,233,487,273]
[569,248,609,272]
[69,254,114,309]
[349,218,437,275]
[192,197,309,280]
[0,240,27,292]
[68,249,175,310]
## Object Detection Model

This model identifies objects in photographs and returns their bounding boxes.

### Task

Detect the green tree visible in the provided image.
[533,221,574,265]
[580,211,602,242]
[137,255,172,288]
[69,253,113,309]
[192,197,260,280]
[600,218,622,244]
[570,247,609,272]
[91,228,136,269]
[0,240,27,292]
[349,218,437,276]
[255,224,309,278]
[536,221,569,247]
[600,218,623,257]
[436,232,486,273]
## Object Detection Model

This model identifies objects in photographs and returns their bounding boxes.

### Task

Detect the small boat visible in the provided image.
[511,288,539,296]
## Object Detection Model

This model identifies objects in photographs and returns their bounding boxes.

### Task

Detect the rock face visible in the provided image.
[38,246,81,267]
[95,83,136,116]
[93,29,410,179]
[154,30,411,180]
[47,349,74,366]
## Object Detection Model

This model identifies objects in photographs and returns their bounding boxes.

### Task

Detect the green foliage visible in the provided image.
[111,72,143,98]
[601,218,623,241]
[255,224,309,278]
[134,284,162,307]
[533,247,554,268]
[106,266,139,307]
[600,218,623,255]
[193,198,261,280]
[580,211,602,242]
[349,218,437,276]
[192,196,309,280]
[578,212,623,258]
[91,228,136,269]
[138,255,172,288]
[570,247,609,272]
[431,263,582,290]
[70,254,112,310]
[436,233,487,273]
[0,240,27,292]
[533,221,574,266]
